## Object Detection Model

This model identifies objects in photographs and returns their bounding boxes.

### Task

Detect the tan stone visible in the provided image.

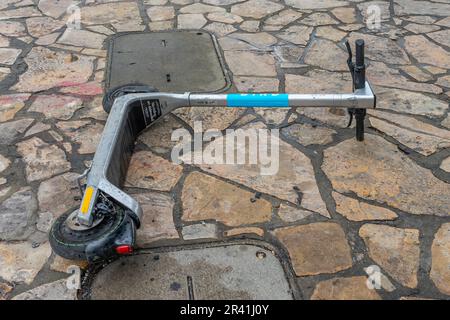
[13,47,94,92]
[0,48,21,65]
[240,20,260,32]
[56,120,103,154]
[403,23,440,34]
[29,94,83,120]
[278,204,313,222]
[315,26,347,42]
[180,3,225,14]
[125,151,183,191]
[331,7,356,24]
[81,2,142,25]
[400,65,432,82]
[264,9,301,26]
[207,12,243,24]
[301,12,338,26]
[0,118,34,144]
[182,172,272,227]
[0,94,29,122]
[58,29,106,49]
[282,123,336,146]
[359,224,420,288]
[25,17,64,38]
[12,279,77,300]
[204,22,237,37]
[273,223,352,276]
[174,106,244,131]
[38,172,79,220]
[224,227,264,237]
[285,0,348,10]
[224,51,276,76]
[229,32,277,49]
[230,0,283,19]
[17,137,71,182]
[134,192,178,246]
[0,154,10,173]
[437,75,450,89]
[322,134,450,216]
[312,276,381,300]
[233,77,279,92]
[404,35,450,69]
[0,6,40,20]
[276,25,313,45]
[333,192,397,221]
[138,115,183,154]
[182,122,330,217]
[50,255,88,273]
[394,0,450,16]
[440,157,450,173]
[147,6,175,21]
[0,21,26,37]
[0,241,51,284]
[38,0,73,18]
[430,223,450,295]
[369,110,450,156]
[304,39,347,71]
[177,14,207,29]
[255,108,289,125]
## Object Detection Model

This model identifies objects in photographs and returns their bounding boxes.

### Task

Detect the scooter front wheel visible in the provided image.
[49,206,135,262]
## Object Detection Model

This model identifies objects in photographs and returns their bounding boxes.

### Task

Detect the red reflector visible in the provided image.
[115,245,133,255]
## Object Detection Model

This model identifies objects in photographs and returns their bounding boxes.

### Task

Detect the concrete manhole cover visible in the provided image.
[105,31,230,93]
[86,244,295,300]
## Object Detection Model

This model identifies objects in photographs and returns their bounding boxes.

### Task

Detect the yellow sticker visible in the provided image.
[80,186,94,214]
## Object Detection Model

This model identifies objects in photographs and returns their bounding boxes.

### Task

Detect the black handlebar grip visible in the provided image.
[354,39,365,89]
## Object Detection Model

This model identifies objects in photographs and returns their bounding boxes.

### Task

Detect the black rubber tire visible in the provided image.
[102,83,158,113]
[49,208,126,261]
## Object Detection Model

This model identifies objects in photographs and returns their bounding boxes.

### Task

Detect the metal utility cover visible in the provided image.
[88,244,294,300]
[105,31,230,93]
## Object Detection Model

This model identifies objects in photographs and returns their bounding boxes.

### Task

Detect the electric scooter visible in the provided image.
[49,39,376,262]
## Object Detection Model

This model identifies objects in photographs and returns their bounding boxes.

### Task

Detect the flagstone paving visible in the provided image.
[0,0,449,300]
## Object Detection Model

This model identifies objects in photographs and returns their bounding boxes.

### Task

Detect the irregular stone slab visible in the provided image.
[368,61,441,94]
[0,188,37,241]
[224,227,264,237]
[403,23,440,34]
[37,172,79,221]
[301,12,339,26]
[285,0,348,9]
[229,32,277,49]
[278,204,312,222]
[204,22,237,37]
[0,155,10,173]
[147,6,175,21]
[276,25,313,45]
[274,45,304,63]
[430,223,450,295]
[58,29,106,49]
[440,157,450,173]
[35,32,60,46]
[282,123,336,146]
[0,21,26,36]
[56,120,103,154]
[322,134,450,216]
[233,76,279,92]
[177,13,207,29]
[50,255,88,273]
[0,6,41,20]
[404,35,450,69]
[144,0,168,4]
[59,81,103,96]
[81,2,142,25]
[331,6,356,23]
[230,0,283,19]
[29,94,83,120]
[315,26,347,42]
[311,276,381,300]
[346,32,410,65]
[13,47,94,92]
[207,12,243,24]
[182,223,218,240]
[369,110,450,156]
[240,20,260,32]
[273,223,352,276]
[0,94,30,123]
[125,151,183,191]
[182,172,272,227]
[25,17,64,38]
[182,122,330,217]
[149,21,174,31]
[437,75,450,88]
[134,192,178,246]
[138,115,183,154]
[0,48,21,65]
[0,282,13,300]
[17,137,71,182]
[203,0,245,4]
[359,224,420,288]
[0,35,8,47]
[304,39,347,71]
[402,15,436,24]
[394,0,450,16]
[400,65,432,82]
[255,108,289,125]
[436,16,450,27]
[0,241,51,284]
[180,3,225,14]
[427,29,450,49]
[265,9,302,26]
[0,118,34,144]
[373,87,448,117]
[333,191,397,221]
[224,51,276,76]
[174,106,244,131]
[38,0,73,18]
[12,279,77,300]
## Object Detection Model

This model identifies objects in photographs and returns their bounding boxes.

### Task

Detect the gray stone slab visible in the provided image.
[89,244,294,299]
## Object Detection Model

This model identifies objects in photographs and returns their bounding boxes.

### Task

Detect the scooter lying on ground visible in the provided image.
[50,39,376,262]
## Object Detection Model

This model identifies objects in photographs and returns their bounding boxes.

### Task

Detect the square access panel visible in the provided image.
[105,31,231,93]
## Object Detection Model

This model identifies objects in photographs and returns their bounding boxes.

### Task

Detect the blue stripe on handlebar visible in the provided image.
[227,94,289,107]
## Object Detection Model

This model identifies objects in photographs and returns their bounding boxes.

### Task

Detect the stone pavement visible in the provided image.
[0,0,450,300]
